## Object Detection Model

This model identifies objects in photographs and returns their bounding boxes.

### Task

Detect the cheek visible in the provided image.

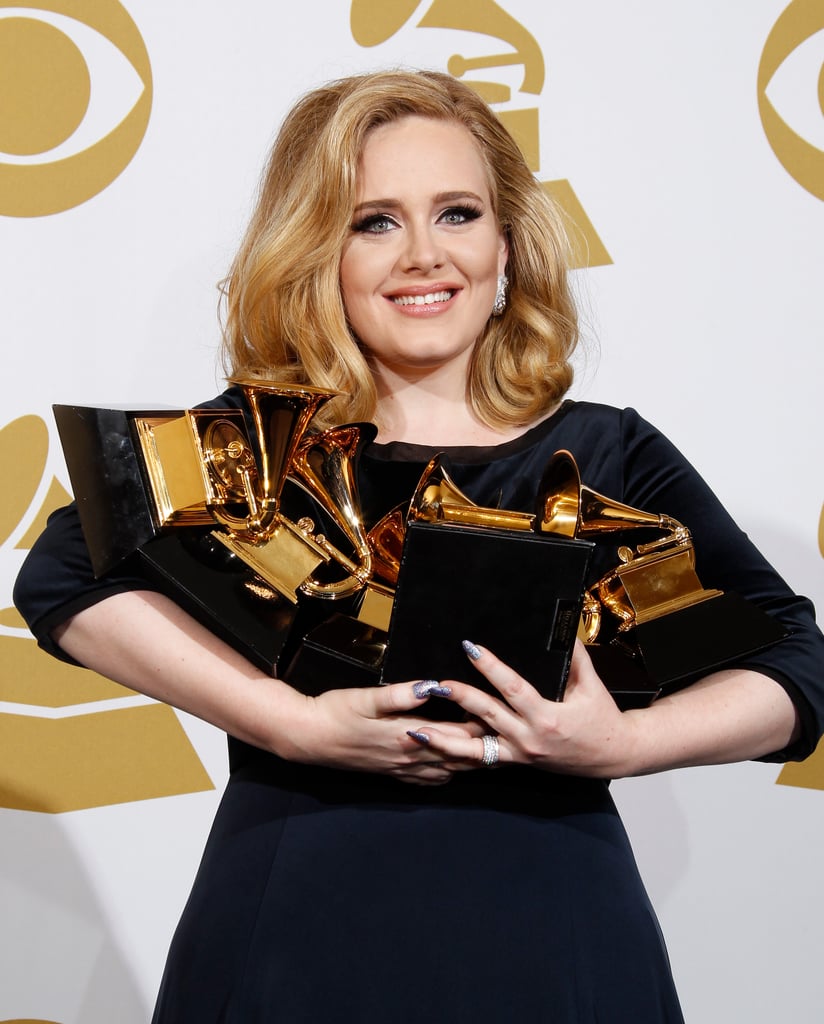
[340,243,382,303]
[339,256,379,340]
[339,249,358,310]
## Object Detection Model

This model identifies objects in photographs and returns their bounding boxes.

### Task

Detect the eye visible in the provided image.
[0,6,152,217]
[352,213,400,234]
[438,205,483,225]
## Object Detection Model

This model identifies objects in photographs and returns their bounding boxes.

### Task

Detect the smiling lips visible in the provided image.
[389,288,457,313]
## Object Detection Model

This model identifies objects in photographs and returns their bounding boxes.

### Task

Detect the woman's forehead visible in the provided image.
[355,116,496,201]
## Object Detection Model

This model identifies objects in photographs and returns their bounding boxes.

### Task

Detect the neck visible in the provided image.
[373,378,534,447]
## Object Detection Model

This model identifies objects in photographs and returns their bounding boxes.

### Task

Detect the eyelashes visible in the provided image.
[352,213,398,234]
[439,204,483,225]
[351,204,484,234]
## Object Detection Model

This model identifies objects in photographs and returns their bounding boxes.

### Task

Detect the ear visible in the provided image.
[497,231,509,277]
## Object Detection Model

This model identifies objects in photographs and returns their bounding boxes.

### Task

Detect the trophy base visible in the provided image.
[285,523,594,721]
[138,532,298,675]
[590,591,788,707]
[284,613,385,694]
[381,522,593,702]
[633,590,788,689]
[53,404,171,576]
[584,645,662,710]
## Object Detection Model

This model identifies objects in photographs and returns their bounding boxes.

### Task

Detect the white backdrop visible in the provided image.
[1,2,822,1021]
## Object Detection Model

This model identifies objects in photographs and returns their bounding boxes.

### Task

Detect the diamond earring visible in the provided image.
[491,274,508,316]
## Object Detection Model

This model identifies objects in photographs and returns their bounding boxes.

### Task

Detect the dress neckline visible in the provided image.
[366,400,574,465]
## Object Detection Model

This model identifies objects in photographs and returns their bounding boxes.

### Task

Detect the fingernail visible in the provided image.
[414,680,452,699]
[407,730,431,745]
[462,640,482,661]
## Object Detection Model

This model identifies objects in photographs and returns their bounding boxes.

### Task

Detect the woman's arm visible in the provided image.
[53,588,475,784]
[410,640,801,778]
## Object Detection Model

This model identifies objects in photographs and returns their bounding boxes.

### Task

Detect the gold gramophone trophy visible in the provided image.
[54,380,387,674]
[372,453,594,712]
[533,450,787,702]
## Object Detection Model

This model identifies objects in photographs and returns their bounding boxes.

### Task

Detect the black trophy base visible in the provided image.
[284,614,385,695]
[633,590,788,689]
[585,644,662,710]
[380,521,593,717]
[54,404,173,576]
[590,591,788,707]
[284,523,594,721]
[138,532,298,676]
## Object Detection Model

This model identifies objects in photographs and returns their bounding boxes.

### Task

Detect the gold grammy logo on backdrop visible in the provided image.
[0,0,152,217]
[0,415,214,812]
[350,0,611,269]
[758,0,824,201]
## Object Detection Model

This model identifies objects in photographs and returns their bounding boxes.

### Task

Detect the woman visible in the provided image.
[15,70,824,1022]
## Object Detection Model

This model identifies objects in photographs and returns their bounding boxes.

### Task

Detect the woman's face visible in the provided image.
[340,116,507,381]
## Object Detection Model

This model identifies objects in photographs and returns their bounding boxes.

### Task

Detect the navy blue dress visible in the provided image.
[15,398,824,1022]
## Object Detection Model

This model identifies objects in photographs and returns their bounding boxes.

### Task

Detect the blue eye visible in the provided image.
[352,213,398,234]
[439,205,483,225]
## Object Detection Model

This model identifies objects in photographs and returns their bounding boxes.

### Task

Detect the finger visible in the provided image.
[565,640,609,698]
[399,774,452,787]
[432,675,521,736]
[393,763,454,786]
[407,725,506,769]
[460,640,545,714]
[370,678,454,717]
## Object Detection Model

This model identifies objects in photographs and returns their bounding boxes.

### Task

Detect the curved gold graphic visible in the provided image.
[0,0,152,217]
[819,501,824,558]
[757,0,824,200]
[1,415,214,812]
[1,1019,63,1023]
[350,0,610,268]
[350,0,422,45]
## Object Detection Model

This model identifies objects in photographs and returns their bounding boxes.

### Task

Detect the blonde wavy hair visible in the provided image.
[222,69,579,430]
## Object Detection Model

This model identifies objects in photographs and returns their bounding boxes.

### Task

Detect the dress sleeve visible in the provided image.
[616,407,824,762]
[13,502,155,665]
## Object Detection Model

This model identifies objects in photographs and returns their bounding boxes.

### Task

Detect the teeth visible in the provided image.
[393,290,453,306]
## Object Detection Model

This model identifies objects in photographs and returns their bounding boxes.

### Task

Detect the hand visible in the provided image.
[278,680,485,786]
[406,641,641,778]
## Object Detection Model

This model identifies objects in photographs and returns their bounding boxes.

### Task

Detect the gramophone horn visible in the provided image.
[409,454,476,524]
[290,423,377,599]
[410,454,533,531]
[366,503,406,587]
[537,449,678,538]
[207,378,335,542]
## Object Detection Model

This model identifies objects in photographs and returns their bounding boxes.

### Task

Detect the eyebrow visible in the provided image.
[352,190,486,214]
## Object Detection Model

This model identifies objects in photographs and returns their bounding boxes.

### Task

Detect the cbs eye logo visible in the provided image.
[758,0,824,201]
[0,0,152,217]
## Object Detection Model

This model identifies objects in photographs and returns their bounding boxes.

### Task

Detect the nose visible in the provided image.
[398,218,445,273]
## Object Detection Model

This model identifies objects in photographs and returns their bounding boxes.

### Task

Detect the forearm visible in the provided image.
[430,643,805,779]
[618,669,801,777]
[53,589,311,758]
[51,589,474,784]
